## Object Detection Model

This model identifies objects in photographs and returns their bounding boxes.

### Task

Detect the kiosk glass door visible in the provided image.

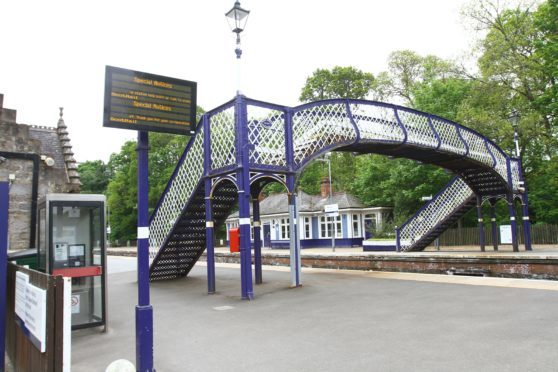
[50,202,106,329]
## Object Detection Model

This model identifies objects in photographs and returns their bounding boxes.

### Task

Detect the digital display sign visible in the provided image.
[103,66,197,135]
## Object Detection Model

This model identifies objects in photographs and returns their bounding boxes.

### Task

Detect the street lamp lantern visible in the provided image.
[508,109,521,157]
[226,1,250,94]
[508,109,520,129]
[226,1,250,35]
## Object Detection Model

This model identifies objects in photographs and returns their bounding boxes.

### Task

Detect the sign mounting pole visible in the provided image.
[136,131,154,371]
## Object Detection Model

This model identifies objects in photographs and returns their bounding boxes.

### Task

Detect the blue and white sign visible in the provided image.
[324,203,339,218]
[24,284,47,352]
[15,273,47,353]
[15,271,29,319]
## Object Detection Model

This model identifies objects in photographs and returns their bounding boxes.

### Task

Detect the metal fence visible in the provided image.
[437,224,558,246]
[5,263,69,371]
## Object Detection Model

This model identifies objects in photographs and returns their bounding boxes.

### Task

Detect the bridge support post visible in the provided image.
[507,193,519,252]
[489,201,499,251]
[236,95,254,300]
[287,177,301,287]
[205,185,215,294]
[518,161,533,251]
[203,114,216,294]
[476,195,485,252]
[252,197,263,284]
[521,196,533,251]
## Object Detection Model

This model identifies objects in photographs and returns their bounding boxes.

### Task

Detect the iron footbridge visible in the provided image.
[147,97,531,297]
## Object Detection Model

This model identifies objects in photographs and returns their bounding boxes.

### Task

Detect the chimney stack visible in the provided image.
[320,177,331,198]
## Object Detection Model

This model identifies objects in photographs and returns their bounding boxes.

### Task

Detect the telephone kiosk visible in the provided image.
[37,194,107,330]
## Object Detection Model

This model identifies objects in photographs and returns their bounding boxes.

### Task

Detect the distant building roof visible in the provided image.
[229,191,389,218]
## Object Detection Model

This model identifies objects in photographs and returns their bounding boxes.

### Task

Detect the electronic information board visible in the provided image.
[103,66,197,135]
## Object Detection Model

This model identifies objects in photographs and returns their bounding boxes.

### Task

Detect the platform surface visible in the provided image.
[72,256,558,371]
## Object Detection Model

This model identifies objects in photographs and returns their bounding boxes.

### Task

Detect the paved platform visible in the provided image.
[72,257,558,371]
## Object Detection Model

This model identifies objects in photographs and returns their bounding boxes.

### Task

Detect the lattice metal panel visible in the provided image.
[430,118,467,155]
[149,128,205,259]
[459,129,493,166]
[510,159,520,191]
[210,106,236,170]
[399,177,474,250]
[486,142,508,182]
[292,103,357,166]
[247,105,286,167]
[397,109,437,148]
[349,103,404,143]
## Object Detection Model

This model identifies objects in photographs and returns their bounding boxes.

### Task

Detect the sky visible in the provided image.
[1,0,478,163]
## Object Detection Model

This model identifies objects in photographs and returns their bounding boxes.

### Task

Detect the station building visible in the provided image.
[225,180,392,249]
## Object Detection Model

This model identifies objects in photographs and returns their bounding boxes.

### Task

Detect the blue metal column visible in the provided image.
[521,195,533,251]
[490,201,499,251]
[203,114,216,293]
[286,181,301,287]
[135,131,154,372]
[395,226,400,252]
[507,193,519,252]
[235,95,254,300]
[518,161,533,251]
[252,198,262,284]
[476,195,485,252]
[205,184,215,293]
[506,158,519,252]
[0,182,9,370]
[284,108,300,287]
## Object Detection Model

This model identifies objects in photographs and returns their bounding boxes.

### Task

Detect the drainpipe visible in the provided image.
[0,151,40,248]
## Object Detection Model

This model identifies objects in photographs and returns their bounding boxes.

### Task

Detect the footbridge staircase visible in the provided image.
[147,97,529,292]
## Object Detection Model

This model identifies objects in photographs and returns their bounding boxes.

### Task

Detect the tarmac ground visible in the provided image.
[72,257,558,371]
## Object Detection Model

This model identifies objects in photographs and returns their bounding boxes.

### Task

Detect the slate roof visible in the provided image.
[28,127,66,169]
[229,191,376,218]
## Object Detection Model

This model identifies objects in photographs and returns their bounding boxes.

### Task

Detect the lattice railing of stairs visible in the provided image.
[398,177,476,251]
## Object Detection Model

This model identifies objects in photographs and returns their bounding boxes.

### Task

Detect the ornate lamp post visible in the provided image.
[226,1,250,94]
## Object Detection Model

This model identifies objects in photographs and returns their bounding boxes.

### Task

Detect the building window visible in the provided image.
[364,214,377,235]
[320,215,341,238]
[334,215,342,238]
[320,216,330,238]
[280,218,290,240]
[304,217,311,239]
[352,214,360,238]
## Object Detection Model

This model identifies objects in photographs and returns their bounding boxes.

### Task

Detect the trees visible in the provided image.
[299,66,376,102]
[77,160,110,194]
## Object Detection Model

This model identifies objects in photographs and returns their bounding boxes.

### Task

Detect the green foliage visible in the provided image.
[413,78,473,121]
[525,157,558,223]
[350,155,451,225]
[77,160,110,194]
[299,66,375,102]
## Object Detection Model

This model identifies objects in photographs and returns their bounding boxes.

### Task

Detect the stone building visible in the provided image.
[0,93,81,250]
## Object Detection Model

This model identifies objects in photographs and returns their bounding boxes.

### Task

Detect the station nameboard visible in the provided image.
[103,66,197,135]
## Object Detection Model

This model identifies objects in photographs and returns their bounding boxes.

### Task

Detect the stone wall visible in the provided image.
[0,95,78,250]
